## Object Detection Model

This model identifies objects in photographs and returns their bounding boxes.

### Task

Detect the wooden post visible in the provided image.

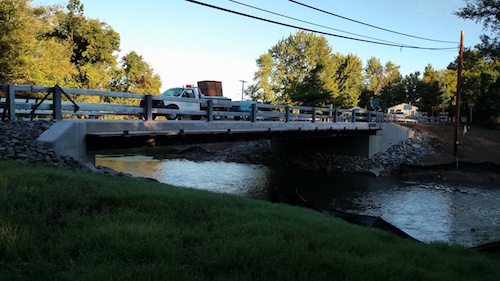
[311,107,316,123]
[53,85,63,120]
[285,106,290,123]
[207,99,213,122]
[7,84,16,120]
[251,103,257,122]
[144,95,153,121]
[454,31,464,157]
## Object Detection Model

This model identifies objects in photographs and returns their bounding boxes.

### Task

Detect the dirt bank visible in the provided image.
[399,123,500,184]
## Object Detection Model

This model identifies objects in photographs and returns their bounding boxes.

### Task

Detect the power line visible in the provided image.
[228,0,409,47]
[288,0,457,44]
[186,0,458,51]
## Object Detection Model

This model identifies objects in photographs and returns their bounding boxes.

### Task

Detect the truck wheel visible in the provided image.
[166,105,178,120]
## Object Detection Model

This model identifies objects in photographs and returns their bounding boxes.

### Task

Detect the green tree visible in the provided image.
[254,31,336,106]
[360,59,401,110]
[453,50,500,122]
[384,61,402,86]
[332,53,363,108]
[417,64,440,113]
[51,0,120,90]
[254,31,364,108]
[254,53,276,103]
[117,51,162,95]
[289,64,332,106]
[455,0,500,58]
[364,57,384,95]
[402,71,421,106]
[0,1,77,86]
[243,83,262,102]
[0,0,37,83]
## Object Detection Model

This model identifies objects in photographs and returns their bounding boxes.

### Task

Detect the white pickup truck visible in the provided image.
[157,86,231,120]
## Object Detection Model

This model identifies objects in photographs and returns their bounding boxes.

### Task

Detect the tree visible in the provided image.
[289,64,332,106]
[254,31,336,106]
[0,0,77,86]
[0,0,37,83]
[364,57,384,95]
[254,53,276,103]
[458,50,500,122]
[254,31,365,108]
[332,53,363,108]
[50,0,120,90]
[360,59,401,109]
[455,0,500,58]
[384,61,402,86]
[118,51,161,95]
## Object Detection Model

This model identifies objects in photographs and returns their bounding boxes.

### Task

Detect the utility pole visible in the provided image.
[239,80,247,101]
[454,30,464,157]
[442,73,446,119]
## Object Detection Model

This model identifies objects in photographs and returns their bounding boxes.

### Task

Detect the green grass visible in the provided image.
[0,159,498,281]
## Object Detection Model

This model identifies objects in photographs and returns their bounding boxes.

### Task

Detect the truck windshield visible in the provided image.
[161,88,183,97]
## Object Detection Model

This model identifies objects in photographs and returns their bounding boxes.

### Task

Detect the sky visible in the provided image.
[33,0,487,102]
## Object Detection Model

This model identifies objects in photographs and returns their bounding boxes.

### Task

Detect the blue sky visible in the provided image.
[33,0,486,101]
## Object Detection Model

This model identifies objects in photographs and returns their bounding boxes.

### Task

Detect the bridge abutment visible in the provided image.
[38,120,90,164]
[270,123,413,157]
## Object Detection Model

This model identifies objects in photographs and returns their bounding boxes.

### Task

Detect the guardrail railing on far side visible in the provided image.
[1,84,384,124]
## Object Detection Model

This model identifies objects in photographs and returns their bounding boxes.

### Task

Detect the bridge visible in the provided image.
[1,84,414,164]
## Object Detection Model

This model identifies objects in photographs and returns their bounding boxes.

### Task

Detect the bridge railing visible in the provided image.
[1,84,383,123]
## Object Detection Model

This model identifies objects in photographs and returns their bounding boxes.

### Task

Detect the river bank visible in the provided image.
[2,159,498,280]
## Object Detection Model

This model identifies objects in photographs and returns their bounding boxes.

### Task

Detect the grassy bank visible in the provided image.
[0,160,498,280]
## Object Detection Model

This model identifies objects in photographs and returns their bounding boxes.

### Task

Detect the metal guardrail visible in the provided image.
[1,84,385,123]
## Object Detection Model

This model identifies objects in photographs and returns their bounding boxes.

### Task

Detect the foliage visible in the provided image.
[0,0,161,101]
[1,159,500,281]
[455,0,500,59]
[459,50,500,122]
[360,59,402,110]
[364,57,384,95]
[49,0,120,91]
[331,53,363,108]
[254,31,361,108]
[116,51,162,95]
[0,0,76,86]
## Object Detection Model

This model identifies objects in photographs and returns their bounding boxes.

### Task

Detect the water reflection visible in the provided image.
[97,155,270,197]
[96,155,500,247]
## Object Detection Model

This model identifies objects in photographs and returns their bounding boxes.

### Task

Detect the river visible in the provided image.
[96,155,500,247]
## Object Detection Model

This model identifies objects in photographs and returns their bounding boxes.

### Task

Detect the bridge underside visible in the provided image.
[86,127,378,153]
[38,120,415,165]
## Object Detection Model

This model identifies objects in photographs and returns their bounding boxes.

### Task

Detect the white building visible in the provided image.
[386,103,419,116]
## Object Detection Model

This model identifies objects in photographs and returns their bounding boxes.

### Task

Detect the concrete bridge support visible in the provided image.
[38,120,90,164]
[270,123,414,157]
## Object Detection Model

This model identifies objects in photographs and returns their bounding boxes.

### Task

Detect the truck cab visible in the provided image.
[162,87,202,114]
[160,86,231,120]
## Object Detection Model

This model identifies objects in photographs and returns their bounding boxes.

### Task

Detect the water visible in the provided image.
[96,155,500,247]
